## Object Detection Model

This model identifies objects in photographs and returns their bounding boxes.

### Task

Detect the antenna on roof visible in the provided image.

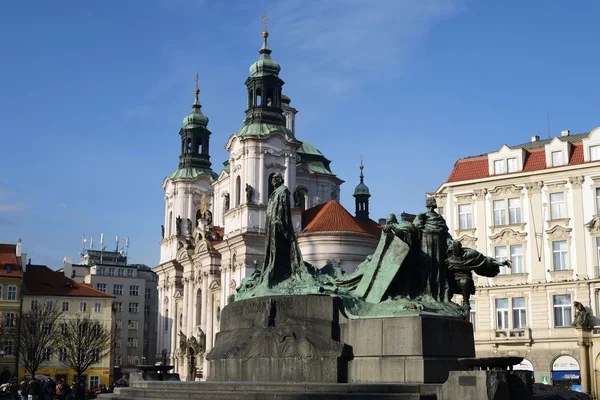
[81,234,86,256]
[100,233,104,263]
[547,112,551,139]
[126,237,130,256]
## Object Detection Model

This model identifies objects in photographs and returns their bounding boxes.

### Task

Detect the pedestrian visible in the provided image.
[18,380,28,400]
[27,379,41,400]
[43,377,56,400]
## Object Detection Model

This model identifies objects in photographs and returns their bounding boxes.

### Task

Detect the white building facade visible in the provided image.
[434,127,600,393]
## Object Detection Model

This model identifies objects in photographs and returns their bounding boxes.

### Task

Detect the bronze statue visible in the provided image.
[446,240,510,308]
[259,172,306,287]
[413,198,451,302]
[245,183,254,204]
[176,216,182,236]
[572,301,592,329]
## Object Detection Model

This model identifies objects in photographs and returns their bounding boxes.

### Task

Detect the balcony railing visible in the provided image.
[494,328,531,341]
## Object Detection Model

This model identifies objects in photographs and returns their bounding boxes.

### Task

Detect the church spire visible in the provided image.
[177,73,212,171]
[243,13,286,127]
[353,155,371,222]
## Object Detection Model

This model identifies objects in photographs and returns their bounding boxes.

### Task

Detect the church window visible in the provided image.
[266,88,274,106]
[164,309,169,331]
[197,139,202,154]
[169,212,173,236]
[236,176,241,206]
[187,138,192,153]
[196,209,202,227]
[256,88,262,106]
[248,89,253,107]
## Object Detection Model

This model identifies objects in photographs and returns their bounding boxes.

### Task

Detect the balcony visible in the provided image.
[494,328,532,343]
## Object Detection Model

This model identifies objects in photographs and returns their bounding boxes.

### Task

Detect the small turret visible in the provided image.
[353,156,371,222]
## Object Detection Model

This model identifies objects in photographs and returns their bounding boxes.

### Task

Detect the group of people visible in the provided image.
[14,376,96,400]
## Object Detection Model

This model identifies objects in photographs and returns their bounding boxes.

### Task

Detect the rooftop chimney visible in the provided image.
[561,129,570,137]
[531,135,540,142]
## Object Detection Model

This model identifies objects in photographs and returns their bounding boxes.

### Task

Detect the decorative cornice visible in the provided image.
[455,193,474,202]
[473,189,487,200]
[545,225,572,241]
[488,185,523,197]
[489,228,528,245]
[569,176,585,189]
[524,181,543,194]
[585,216,600,233]
[545,180,567,190]
[457,234,478,249]
[265,162,286,172]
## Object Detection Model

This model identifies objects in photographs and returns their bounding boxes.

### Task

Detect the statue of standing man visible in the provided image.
[413,198,452,302]
[259,172,306,287]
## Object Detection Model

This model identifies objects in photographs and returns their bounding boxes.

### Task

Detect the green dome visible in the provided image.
[183,91,209,128]
[354,182,370,196]
[249,39,281,77]
[353,166,370,196]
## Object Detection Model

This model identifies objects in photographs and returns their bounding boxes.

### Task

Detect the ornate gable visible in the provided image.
[489,228,527,245]
[488,184,524,197]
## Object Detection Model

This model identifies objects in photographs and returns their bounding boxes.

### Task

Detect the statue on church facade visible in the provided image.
[186,218,193,236]
[223,193,230,212]
[176,216,182,236]
[245,184,254,204]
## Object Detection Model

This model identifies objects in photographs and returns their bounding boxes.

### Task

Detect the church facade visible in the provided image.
[153,26,379,380]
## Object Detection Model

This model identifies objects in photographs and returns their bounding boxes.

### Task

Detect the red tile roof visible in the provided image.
[299,200,381,239]
[446,143,589,183]
[0,244,21,278]
[24,265,113,298]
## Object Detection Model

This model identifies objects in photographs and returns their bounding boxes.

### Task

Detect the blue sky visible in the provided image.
[1,0,599,268]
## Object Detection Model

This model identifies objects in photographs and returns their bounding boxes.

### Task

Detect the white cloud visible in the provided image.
[266,0,464,93]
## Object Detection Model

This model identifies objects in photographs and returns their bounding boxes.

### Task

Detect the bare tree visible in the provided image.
[54,315,113,383]
[11,302,62,378]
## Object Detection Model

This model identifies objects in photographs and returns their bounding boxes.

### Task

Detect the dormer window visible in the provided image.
[494,160,505,174]
[551,151,563,167]
[507,158,517,173]
[591,145,600,161]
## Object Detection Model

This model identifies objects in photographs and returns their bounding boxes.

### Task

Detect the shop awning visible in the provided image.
[552,370,580,381]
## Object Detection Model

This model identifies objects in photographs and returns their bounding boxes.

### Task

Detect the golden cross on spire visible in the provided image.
[194,72,199,95]
[360,154,364,170]
[262,12,268,32]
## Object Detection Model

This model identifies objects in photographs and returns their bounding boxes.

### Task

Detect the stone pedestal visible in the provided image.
[207,295,347,383]
[341,315,474,383]
[207,295,475,384]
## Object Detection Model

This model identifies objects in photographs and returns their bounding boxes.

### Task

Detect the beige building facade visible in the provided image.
[434,126,600,393]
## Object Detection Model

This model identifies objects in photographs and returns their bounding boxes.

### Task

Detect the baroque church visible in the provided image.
[153,24,381,380]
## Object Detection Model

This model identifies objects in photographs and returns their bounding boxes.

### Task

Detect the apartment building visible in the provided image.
[63,249,158,367]
[0,242,24,382]
[433,126,600,392]
[22,264,114,388]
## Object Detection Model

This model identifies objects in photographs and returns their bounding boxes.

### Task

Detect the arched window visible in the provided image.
[248,89,253,107]
[196,140,202,154]
[168,212,173,236]
[256,88,262,106]
[266,88,274,106]
[268,173,276,198]
[196,209,202,227]
[298,190,306,211]
[235,176,241,206]
[164,309,168,331]
[187,138,192,153]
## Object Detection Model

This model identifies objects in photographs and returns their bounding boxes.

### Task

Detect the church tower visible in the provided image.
[160,76,217,264]
[353,157,371,222]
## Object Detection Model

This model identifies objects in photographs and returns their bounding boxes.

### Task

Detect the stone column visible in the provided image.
[187,280,195,334]
[182,279,189,335]
[473,189,486,251]
[525,182,545,282]
[258,151,265,204]
[577,326,593,395]
[284,154,291,189]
